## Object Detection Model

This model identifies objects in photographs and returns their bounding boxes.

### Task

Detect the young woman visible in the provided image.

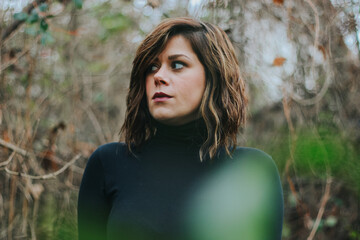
[78,17,283,240]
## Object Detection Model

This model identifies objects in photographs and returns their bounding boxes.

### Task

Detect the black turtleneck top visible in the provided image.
[78,120,283,240]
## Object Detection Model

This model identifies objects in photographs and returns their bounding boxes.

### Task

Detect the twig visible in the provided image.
[282,93,311,218]
[304,0,320,61]
[4,154,81,180]
[0,48,29,74]
[0,151,16,168]
[49,154,84,175]
[0,214,20,239]
[0,138,33,157]
[307,176,332,240]
[80,103,107,144]
[0,138,84,174]
[288,0,332,106]
[304,0,320,85]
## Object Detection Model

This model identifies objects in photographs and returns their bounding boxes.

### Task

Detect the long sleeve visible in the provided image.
[78,148,110,240]
[183,148,284,240]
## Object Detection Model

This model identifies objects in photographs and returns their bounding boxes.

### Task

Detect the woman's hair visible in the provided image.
[120,17,247,160]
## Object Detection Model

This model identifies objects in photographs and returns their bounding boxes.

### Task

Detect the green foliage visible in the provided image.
[37,194,57,238]
[294,130,343,176]
[13,12,28,21]
[73,0,83,9]
[349,230,360,239]
[25,25,38,36]
[41,32,55,45]
[6,84,13,94]
[99,13,131,40]
[39,3,48,12]
[27,9,39,24]
[87,62,109,73]
[101,13,130,31]
[282,223,291,238]
[36,192,78,239]
[40,19,48,32]
[324,216,338,227]
[255,123,360,193]
[20,74,29,88]
[291,127,360,193]
[94,92,105,103]
[14,5,54,45]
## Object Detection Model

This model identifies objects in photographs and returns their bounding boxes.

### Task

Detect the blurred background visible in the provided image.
[0,0,359,239]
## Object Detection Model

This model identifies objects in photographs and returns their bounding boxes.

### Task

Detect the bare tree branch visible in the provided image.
[80,103,107,145]
[0,48,29,74]
[0,151,16,168]
[0,138,84,174]
[0,138,35,158]
[307,176,333,240]
[4,154,81,180]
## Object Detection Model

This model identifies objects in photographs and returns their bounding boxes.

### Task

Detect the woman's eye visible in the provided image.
[148,64,159,73]
[172,62,184,70]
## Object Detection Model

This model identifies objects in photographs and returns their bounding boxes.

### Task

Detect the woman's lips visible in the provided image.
[152,92,172,102]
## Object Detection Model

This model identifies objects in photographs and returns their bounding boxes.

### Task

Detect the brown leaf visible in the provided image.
[39,150,59,171]
[148,0,160,8]
[28,183,44,200]
[273,0,284,5]
[273,57,287,66]
[317,45,327,59]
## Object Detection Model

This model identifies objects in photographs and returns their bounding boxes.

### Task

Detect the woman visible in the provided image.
[78,17,283,240]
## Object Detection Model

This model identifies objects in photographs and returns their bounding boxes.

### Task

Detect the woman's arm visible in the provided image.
[184,148,284,240]
[78,148,110,240]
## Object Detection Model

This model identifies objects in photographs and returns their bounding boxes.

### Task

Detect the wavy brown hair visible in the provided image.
[120,17,247,160]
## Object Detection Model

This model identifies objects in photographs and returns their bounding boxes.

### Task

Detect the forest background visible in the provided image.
[0,0,359,239]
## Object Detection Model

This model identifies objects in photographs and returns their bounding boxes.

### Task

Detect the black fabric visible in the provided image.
[78,119,283,240]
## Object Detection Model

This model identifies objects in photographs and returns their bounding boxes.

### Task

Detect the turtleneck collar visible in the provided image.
[152,118,207,146]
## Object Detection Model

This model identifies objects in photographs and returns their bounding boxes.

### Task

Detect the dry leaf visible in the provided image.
[273,0,284,5]
[317,45,327,59]
[273,57,287,66]
[29,183,44,200]
[148,0,160,8]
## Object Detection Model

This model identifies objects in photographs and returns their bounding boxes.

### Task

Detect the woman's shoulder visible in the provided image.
[232,146,272,159]
[231,147,275,165]
[94,142,127,154]
[87,142,129,166]
[223,146,280,176]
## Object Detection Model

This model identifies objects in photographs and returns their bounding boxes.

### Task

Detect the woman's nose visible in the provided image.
[154,66,169,86]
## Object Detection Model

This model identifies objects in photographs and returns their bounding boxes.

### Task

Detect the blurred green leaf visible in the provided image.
[287,193,297,208]
[88,62,109,74]
[20,74,29,87]
[39,3,48,12]
[100,13,131,32]
[282,224,291,238]
[13,12,28,21]
[27,9,39,23]
[41,32,55,45]
[25,25,38,36]
[40,19,48,32]
[6,84,13,94]
[73,0,83,9]
[294,130,345,176]
[94,92,104,103]
[349,230,360,239]
[324,216,338,227]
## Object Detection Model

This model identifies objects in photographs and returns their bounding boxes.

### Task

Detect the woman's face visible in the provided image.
[145,35,206,126]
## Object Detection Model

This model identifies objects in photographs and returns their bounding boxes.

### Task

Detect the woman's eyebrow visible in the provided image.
[168,54,191,60]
